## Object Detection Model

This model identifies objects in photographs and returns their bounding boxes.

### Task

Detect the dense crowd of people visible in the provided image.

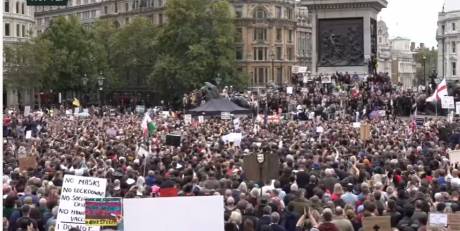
[3,73,460,231]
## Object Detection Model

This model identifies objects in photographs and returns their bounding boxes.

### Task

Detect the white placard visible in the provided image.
[429,213,447,226]
[56,175,107,231]
[316,126,324,133]
[123,196,224,231]
[449,111,454,123]
[456,102,460,115]
[308,112,315,120]
[442,96,455,109]
[25,130,32,139]
[222,133,243,146]
[24,106,31,117]
[221,112,231,120]
[353,122,361,128]
[59,92,62,104]
[135,105,146,114]
[162,111,170,118]
[286,87,293,95]
[66,109,73,115]
[184,114,192,125]
[198,116,204,123]
[321,75,332,84]
[74,107,80,115]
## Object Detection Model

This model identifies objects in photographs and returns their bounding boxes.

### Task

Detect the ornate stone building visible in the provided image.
[3,0,36,107]
[295,6,312,70]
[100,0,166,27]
[390,37,417,89]
[377,20,391,75]
[437,0,460,81]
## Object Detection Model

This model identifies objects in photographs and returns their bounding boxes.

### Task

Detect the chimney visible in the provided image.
[420,43,425,49]
[410,42,416,51]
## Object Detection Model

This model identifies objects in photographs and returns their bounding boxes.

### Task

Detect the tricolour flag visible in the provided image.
[426,78,448,102]
[141,113,156,137]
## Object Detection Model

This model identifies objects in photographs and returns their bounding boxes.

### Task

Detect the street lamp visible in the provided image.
[97,72,105,107]
[270,50,275,84]
[422,55,427,92]
[82,73,88,106]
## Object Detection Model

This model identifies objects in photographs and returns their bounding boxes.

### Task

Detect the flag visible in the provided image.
[426,78,448,102]
[72,98,80,107]
[141,113,156,137]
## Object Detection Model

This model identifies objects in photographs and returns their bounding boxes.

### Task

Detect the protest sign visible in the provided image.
[286,87,293,95]
[442,96,455,109]
[352,122,361,128]
[24,106,31,116]
[221,112,231,120]
[184,114,192,125]
[56,175,107,231]
[233,118,240,130]
[449,150,460,166]
[74,107,80,115]
[85,198,122,227]
[222,133,242,146]
[362,216,391,231]
[19,156,38,171]
[360,123,371,141]
[123,196,224,231]
[429,213,447,227]
[25,130,32,139]
[321,75,332,84]
[198,116,204,123]
[135,105,145,114]
[456,102,460,115]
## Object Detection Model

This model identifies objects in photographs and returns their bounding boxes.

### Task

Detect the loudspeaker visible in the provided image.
[166,134,181,147]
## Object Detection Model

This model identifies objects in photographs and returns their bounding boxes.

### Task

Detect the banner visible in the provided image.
[221,112,231,120]
[123,196,224,231]
[428,213,447,227]
[222,133,242,146]
[19,156,38,171]
[442,96,455,109]
[85,198,122,227]
[56,175,107,231]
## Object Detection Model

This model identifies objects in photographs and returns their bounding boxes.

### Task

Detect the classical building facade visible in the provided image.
[390,37,417,89]
[100,0,166,27]
[295,6,312,70]
[3,0,36,107]
[437,0,460,82]
[34,0,104,33]
[377,20,391,75]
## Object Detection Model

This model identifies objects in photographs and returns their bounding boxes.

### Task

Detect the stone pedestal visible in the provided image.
[301,0,387,75]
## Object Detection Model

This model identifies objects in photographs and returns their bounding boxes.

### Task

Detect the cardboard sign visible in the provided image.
[184,114,192,125]
[362,216,391,231]
[56,175,107,231]
[123,196,224,231]
[449,150,460,165]
[85,198,122,227]
[429,213,447,227]
[442,96,455,109]
[360,123,371,141]
[449,214,460,228]
[24,106,31,117]
[19,156,38,171]
[221,112,231,120]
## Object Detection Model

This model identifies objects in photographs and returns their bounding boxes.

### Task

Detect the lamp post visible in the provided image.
[422,55,427,92]
[82,73,88,106]
[271,51,275,84]
[97,72,105,107]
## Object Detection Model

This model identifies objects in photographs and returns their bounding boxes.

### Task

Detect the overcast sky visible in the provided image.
[378,0,449,48]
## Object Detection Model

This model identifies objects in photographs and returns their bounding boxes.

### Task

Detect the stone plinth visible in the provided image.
[301,0,387,75]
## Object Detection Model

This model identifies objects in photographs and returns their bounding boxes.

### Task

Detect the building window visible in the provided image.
[22,24,25,37]
[5,0,9,13]
[453,62,457,76]
[288,30,293,43]
[253,47,267,61]
[234,6,242,18]
[253,28,267,41]
[104,6,108,14]
[275,6,281,18]
[286,8,293,20]
[236,47,243,60]
[453,23,456,31]
[158,0,163,6]
[287,47,293,60]
[125,2,128,11]
[254,67,267,85]
[235,27,242,43]
[276,67,282,84]
[84,0,88,4]
[91,10,96,18]
[115,2,118,13]
[16,24,19,36]
[254,8,266,19]
[5,23,10,36]
[276,47,282,60]
[16,2,19,13]
[77,0,81,5]
[276,28,282,42]
[453,41,456,53]
[21,3,24,14]
[125,17,129,24]
[158,13,163,24]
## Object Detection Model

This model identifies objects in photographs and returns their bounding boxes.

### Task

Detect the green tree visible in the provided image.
[151,0,245,104]
[110,17,158,89]
[414,47,437,86]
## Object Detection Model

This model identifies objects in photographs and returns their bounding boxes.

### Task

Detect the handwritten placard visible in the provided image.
[56,175,107,231]
[85,198,122,227]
